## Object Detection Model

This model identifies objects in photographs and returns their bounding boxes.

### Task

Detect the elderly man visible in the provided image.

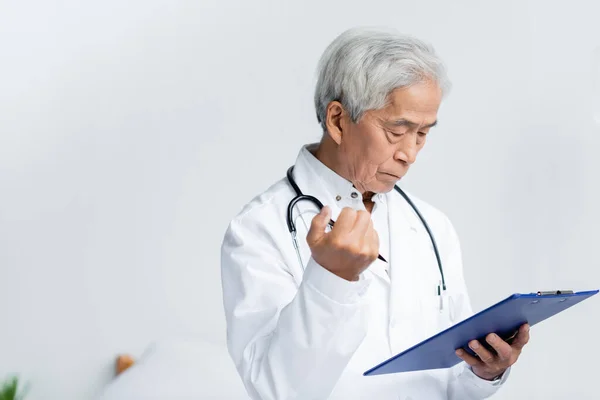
[221,27,529,399]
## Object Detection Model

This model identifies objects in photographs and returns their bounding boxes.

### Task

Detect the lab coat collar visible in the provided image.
[292,144,353,220]
[385,185,421,232]
[292,143,421,232]
[295,144,384,206]
[301,144,357,202]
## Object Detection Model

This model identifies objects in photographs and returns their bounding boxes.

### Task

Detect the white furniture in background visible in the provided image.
[98,339,249,400]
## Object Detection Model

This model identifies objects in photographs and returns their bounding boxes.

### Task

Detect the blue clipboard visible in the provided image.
[364,289,599,376]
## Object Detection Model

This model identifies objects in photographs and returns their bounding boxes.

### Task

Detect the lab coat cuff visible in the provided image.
[303,258,371,305]
[461,363,511,394]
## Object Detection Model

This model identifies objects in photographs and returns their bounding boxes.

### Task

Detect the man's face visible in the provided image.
[336,80,442,194]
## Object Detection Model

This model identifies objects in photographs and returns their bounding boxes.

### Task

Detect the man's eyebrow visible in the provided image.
[389,119,438,129]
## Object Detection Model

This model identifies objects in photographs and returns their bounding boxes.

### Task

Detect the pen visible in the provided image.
[327,218,388,263]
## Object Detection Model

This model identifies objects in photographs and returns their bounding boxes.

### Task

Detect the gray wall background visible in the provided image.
[1,0,599,398]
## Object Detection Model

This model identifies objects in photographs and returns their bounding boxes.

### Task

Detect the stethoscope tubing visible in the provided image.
[285,165,446,291]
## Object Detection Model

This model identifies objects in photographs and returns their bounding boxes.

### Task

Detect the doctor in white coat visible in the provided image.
[221,27,530,400]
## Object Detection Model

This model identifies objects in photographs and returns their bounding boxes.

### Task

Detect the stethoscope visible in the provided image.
[286,165,448,310]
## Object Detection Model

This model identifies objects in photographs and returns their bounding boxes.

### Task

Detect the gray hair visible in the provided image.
[314,27,451,131]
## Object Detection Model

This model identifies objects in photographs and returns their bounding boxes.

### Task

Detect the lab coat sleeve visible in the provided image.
[442,216,511,400]
[221,215,371,400]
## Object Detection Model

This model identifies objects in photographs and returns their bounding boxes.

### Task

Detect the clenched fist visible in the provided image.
[306,206,380,281]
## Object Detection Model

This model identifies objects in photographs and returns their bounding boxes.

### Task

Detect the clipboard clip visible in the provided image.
[536,290,574,296]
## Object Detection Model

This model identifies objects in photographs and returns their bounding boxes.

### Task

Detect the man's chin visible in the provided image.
[373,181,400,194]
[361,175,404,194]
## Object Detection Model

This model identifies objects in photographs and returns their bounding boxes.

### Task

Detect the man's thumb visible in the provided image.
[306,206,331,244]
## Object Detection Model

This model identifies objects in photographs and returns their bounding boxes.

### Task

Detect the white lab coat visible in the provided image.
[221,145,509,400]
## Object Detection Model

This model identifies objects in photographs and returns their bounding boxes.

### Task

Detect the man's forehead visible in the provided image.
[380,82,442,121]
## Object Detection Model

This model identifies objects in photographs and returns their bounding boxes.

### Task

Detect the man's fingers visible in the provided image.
[332,207,357,234]
[306,206,331,245]
[485,334,513,361]
[455,348,481,368]
[510,324,530,351]
[351,210,371,237]
[468,340,495,364]
[364,219,377,242]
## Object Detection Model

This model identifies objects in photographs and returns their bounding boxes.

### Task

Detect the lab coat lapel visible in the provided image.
[387,187,422,352]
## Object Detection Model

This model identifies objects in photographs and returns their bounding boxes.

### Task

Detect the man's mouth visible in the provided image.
[380,171,401,179]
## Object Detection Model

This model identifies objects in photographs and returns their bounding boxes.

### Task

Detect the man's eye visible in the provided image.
[418,131,427,136]
[388,131,403,137]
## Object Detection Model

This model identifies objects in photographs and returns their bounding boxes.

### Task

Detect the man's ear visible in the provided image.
[324,101,347,145]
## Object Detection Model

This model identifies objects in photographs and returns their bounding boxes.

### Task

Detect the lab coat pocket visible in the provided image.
[414,243,452,335]
[419,283,456,339]
[436,290,456,330]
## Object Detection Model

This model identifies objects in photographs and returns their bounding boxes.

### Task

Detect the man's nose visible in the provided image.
[394,138,418,165]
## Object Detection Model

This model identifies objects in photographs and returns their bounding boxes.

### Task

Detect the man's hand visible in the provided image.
[455,324,530,381]
[306,206,379,281]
